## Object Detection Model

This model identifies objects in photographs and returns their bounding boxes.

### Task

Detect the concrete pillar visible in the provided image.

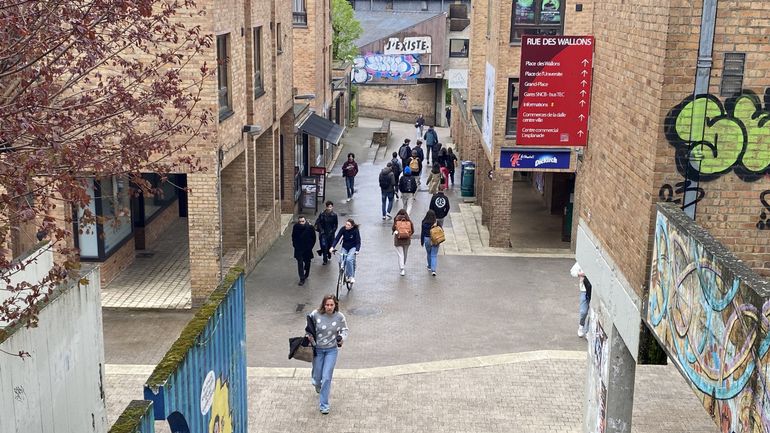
[584,310,636,433]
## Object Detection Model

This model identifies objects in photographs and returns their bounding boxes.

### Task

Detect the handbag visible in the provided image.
[288,336,314,362]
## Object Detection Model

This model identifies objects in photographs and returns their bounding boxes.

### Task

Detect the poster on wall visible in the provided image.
[593,319,609,433]
[515,0,536,23]
[309,166,326,199]
[482,62,496,153]
[447,69,469,89]
[540,0,562,23]
[300,176,318,213]
[384,36,432,55]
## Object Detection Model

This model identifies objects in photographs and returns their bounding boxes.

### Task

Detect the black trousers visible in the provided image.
[296,256,311,280]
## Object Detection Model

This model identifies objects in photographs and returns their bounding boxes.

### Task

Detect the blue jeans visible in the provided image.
[381,190,394,216]
[579,291,590,327]
[345,176,355,198]
[341,247,357,278]
[423,237,438,271]
[312,346,338,411]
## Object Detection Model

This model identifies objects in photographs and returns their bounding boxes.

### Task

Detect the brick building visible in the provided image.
[292,0,347,183]
[62,0,297,306]
[567,1,770,432]
[451,0,592,250]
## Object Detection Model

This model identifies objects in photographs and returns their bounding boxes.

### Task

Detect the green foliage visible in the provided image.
[108,400,153,433]
[332,0,363,61]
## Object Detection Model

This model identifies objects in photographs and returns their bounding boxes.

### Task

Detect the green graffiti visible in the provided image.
[667,90,770,181]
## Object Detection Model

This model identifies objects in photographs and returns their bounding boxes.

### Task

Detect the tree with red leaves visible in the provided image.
[0,0,212,330]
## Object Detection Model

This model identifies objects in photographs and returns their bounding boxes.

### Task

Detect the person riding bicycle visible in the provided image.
[329,219,361,284]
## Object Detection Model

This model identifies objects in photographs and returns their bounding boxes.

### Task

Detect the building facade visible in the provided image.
[451,0,593,250]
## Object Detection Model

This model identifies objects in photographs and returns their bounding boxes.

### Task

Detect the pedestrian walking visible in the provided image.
[306,294,349,415]
[378,163,396,220]
[341,153,358,202]
[398,139,412,172]
[415,113,425,139]
[314,201,338,265]
[392,209,414,276]
[390,151,402,185]
[570,261,591,338]
[446,147,459,185]
[330,219,361,284]
[420,210,441,276]
[437,148,450,190]
[445,106,451,127]
[408,150,422,179]
[414,140,425,167]
[423,125,438,164]
[398,166,418,214]
[429,190,450,227]
[292,216,317,286]
[427,163,442,194]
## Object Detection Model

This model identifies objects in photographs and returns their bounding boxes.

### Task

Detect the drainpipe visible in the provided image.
[217,148,224,283]
[683,0,717,219]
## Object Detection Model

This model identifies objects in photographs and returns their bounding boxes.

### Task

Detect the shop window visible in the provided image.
[253,27,265,97]
[75,176,133,260]
[217,34,233,120]
[510,0,565,43]
[506,78,519,136]
[449,39,469,57]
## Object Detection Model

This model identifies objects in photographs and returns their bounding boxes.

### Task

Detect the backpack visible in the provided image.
[409,158,420,172]
[430,224,445,246]
[395,220,412,239]
[399,145,410,160]
[379,171,391,189]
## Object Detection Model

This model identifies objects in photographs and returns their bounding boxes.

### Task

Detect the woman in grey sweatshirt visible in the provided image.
[306,294,349,414]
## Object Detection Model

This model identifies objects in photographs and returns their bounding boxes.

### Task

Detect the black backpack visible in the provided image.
[379,172,391,189]
[399,145,410,160]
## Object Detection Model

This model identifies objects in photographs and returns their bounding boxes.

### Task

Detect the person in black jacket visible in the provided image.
[330,219,361,284]
[398,166,418,214]
[379,164,396,220]
[292,216,317,285]
[398,139,412,172]
[429,191,450,226]
[315,201,338,265]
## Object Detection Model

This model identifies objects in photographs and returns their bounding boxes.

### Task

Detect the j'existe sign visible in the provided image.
[384,36,432,55]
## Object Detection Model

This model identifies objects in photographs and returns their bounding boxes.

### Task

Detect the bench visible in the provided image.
[371,118,391,147]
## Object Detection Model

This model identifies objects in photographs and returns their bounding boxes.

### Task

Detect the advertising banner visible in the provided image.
[482,62,496,153]
[516,35,594,146]
[499,148,571,170]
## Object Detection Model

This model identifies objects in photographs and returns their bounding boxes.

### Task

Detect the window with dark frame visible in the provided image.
[449,39,469,57]
[253,27,264,97]
[293,0,307,26]
[510,0,565,43]
[276,23,283,54]
[75,176,133,260]
[216,34,232,120]
[506,78,520,136]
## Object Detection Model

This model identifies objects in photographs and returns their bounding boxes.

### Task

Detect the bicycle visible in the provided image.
[331,249,354,298]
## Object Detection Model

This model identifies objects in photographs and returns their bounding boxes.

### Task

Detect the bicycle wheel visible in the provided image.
[336,268,344,299]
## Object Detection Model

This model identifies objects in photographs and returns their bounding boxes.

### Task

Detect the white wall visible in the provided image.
[0,264,106,433]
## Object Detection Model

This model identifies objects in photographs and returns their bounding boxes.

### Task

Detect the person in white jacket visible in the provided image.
[570,262,590,338]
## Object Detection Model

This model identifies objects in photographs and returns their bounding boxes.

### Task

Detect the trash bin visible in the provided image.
[461,162,476,197]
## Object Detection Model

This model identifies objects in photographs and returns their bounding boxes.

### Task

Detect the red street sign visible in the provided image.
[516,35,594,147]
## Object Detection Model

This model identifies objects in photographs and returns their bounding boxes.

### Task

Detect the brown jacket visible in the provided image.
[392,216,414,247]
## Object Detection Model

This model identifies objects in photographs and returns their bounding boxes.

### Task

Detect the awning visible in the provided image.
[297,113,345,145]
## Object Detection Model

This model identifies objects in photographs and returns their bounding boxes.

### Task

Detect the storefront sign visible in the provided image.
[384,36,432,55]
[499,148,571,170]
[516,35,594,146]
[300,176,318,212]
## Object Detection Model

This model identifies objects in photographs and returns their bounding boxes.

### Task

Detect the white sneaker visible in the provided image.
[400,269,405,276]
[386,213,392,219]
[431,271,437,276]
[349,277,355,284]
[382,215,387,220]
[577,326,586,338]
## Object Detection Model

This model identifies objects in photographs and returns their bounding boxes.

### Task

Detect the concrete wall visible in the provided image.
[359,82,437,124]
[645,204,770,433]
[0,261,106,433]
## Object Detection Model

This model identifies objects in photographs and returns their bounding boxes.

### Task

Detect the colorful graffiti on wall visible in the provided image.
[351,53,421,84]
[665,89,770,182]
[647,205,770,433]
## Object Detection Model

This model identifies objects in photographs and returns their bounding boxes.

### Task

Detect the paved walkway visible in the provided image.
[101,218,191,309]
[101,118,718,433]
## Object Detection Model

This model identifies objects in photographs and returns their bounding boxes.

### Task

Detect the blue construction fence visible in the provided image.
[108,400,155,433]
[109,267,247,433]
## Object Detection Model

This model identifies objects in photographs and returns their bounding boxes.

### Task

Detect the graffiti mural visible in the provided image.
[647,204,770,433]
[351,53,421,84]
[665,89,770,182]
[658,180,706,211]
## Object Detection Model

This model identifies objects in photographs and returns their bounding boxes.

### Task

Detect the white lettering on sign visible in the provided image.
[384,37,432,55]
[527,37,593,46]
